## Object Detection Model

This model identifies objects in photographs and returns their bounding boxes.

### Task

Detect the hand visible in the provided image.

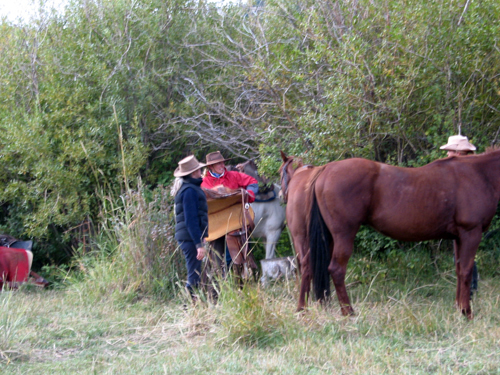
[196,246,206,260]
[245,189,255,202]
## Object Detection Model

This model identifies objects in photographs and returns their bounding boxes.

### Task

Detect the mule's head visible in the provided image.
[237,159,271,185]
[236,160,258,179]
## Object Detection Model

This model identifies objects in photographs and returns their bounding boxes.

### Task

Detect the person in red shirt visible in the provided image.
[202,151,259,270]
[201,151,258,202]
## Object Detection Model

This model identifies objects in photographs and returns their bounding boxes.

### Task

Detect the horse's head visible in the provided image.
[279,151,304,203]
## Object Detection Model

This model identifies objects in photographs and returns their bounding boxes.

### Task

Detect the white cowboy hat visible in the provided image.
[440,135,476,152]
[174,155,206,177]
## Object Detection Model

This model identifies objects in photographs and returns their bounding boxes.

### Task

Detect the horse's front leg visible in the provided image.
[329,234,355,316]
[453,240,461,306]
[455,228,482,319]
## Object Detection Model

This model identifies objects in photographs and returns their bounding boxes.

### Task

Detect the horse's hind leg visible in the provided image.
[294,242,311,312]
[328,234,355,316]
[297,269,312,312]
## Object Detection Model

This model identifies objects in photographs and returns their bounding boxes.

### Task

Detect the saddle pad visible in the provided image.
[206,193,242,214]
[207,203,254,241]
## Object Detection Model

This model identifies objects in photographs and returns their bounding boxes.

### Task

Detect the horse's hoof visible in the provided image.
[460,308,473,320]
[296,305,306,314]
[341,307,355,316]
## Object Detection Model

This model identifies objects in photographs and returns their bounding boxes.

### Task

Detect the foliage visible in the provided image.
[1,5,499,373]
[38,180,181,301]
[0,0,192,261]
[1,0,500,267]
[255,0,500,172]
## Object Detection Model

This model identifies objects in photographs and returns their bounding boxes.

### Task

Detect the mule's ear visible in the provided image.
[280,150,288,162]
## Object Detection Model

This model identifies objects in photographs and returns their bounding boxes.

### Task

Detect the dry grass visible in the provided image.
[1,268,499,374]
[5,182,496,373]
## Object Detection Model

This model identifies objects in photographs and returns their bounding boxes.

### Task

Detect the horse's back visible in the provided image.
[314,157,498,241]
[369,162,460,239]
[314,158,380,226]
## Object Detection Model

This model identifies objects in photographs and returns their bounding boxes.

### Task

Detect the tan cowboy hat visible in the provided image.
[205,151,231,166]
[440,135,476,152]
[174,155,206,177]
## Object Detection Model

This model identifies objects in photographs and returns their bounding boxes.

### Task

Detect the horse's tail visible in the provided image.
[307,167,332,302]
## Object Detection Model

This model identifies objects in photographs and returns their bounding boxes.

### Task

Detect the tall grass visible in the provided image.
[66,180,185,304]
[0,292,28,364]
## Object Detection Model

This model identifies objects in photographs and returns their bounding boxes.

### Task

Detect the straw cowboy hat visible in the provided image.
[440,135,476,152]
[174,155,206,177]
[205,151,231,166]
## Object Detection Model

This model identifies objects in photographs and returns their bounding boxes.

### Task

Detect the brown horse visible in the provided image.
[280,149,500,319]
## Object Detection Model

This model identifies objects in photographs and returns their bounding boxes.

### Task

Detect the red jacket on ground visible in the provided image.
[0,247,30,288]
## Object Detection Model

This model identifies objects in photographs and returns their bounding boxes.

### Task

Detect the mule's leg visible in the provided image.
[328,233,356,316]
[455,228,482,319]
[264,228,282,259]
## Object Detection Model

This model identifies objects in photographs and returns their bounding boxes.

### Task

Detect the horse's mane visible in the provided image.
[292,158,304,170]
[281,156,327,192]
[279,156,304,173]
[484,145,500,153]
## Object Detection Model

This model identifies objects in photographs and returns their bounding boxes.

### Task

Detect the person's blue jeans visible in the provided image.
[225,246,232,269]
[211,237,233,272]
[178,241,202,290]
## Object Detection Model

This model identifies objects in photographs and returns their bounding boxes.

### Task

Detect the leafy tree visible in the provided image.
[0,0,499,265]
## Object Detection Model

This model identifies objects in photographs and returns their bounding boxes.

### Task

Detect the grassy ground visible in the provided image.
[1,254,500,374]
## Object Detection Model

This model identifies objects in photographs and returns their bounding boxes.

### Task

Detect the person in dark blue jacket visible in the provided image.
[173,155,209,297]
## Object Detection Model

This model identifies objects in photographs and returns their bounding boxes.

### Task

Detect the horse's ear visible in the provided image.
[280,150,288,162]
